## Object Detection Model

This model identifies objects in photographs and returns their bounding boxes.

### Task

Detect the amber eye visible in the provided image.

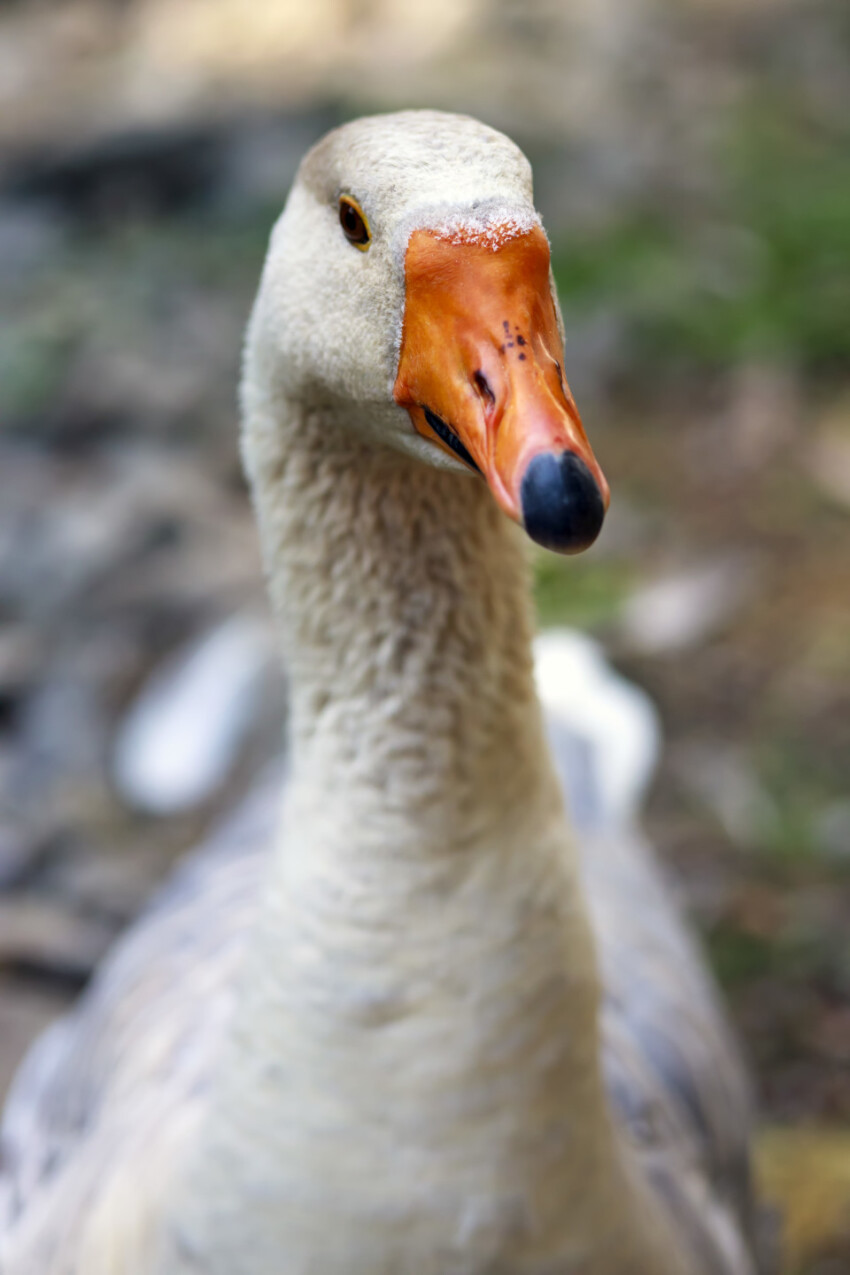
[338,196,371,250]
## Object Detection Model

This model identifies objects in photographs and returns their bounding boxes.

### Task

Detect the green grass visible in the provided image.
[706,924,780,989]
[707,914,838,992]
[0,311,79,420]
[551,103,850,373]
[532,551,632,630]
[92,202,279,293]
[753,740,850,867]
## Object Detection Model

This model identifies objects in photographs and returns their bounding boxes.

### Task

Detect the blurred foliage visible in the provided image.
[103,206,279,291]
[757,1127,850,1273]
[707,917,838,992]
[532,552,632,629]
[754,740,849,866]
[552,103,850,374]
[0,203,277,429]
[0,315,78,420]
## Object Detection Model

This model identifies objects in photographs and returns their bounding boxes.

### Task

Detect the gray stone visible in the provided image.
[0,897,114,977]
[620,557,757,656]
[672,741,777,849]
[113,614,277,815]
[0,979,71,1108]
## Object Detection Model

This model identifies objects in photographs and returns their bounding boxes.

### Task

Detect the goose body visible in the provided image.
[0,112,761,1275]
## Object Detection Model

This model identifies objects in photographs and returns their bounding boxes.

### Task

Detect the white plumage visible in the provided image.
[0,112,764,1275]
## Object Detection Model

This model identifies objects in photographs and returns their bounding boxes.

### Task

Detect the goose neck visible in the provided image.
[167,394,692,1275]
[245,398,559,848]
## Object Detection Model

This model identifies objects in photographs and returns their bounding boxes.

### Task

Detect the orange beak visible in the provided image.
[393,224,609,553]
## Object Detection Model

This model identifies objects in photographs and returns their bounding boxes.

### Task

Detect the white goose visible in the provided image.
[0,111,763,1275]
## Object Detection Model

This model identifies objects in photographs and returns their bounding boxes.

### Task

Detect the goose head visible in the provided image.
[246,110,609,553]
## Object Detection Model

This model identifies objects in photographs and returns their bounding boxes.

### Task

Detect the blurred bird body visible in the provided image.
[0,113,762,1275]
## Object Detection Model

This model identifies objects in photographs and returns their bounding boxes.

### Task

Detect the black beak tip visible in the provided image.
[520,451,606,554]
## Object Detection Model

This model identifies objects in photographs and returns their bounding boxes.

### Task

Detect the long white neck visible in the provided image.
[255,400,562,858]
[161,394,691,1274]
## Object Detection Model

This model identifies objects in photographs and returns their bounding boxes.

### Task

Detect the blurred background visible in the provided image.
[0,1,848,1269]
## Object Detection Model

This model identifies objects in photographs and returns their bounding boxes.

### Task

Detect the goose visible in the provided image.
[0,110,764,1275]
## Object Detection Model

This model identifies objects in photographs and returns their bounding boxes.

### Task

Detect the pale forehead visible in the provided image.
[299,111,534,216]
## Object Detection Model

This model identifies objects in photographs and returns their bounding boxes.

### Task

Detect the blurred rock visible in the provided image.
[816,803,850,864]
[672,740,777,848]
[0,897,113,978]
[0,625,40,704]
[20,673,107,789]
[2,126,224,223]
[684,363,800,487]
[726,363,800,472]
[44,840,174,922]
[588,492,655,560]
[113,613,277,815]
[620,557,757,655]
[0,979,70,1106]
[557,308,628,403]
[806,400,850,511]
[0,448,140,617]
[0,825,39,891]
[0,200,64,282]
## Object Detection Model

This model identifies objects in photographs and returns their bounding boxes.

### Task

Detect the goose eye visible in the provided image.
[339,197,371,250]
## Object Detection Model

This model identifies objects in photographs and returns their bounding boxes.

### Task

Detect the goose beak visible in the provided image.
[393,224,609,554]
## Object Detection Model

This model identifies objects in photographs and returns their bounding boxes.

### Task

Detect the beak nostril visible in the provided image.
[473,370,495,407]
